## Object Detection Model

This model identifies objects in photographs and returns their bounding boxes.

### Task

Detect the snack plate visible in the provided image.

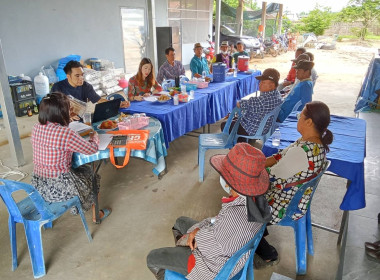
[97,124,118,131]
[156,96,172,103]
[144,96,158,102]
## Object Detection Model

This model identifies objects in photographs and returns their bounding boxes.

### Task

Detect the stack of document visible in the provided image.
[69,121,93,136]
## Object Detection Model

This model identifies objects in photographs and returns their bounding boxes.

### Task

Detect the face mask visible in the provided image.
[221,50,228,55]
[220,176,230,194]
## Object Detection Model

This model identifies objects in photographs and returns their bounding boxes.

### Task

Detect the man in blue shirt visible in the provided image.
[190,43,210,78]
[51,60,129,107]
[278,60,314,122]
[221,68,283,142]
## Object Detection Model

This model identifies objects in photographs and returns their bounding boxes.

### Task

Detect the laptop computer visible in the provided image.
[92,98,121,124]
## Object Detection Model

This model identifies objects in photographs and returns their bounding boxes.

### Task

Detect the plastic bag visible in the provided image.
[56,55,81,81]
[42,65,58,84]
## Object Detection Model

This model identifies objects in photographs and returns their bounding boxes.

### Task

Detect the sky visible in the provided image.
[257,0,351,13]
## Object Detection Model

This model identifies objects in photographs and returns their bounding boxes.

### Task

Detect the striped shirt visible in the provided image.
[156,60,185,84]
[31,122,98,178]
[186,196,262,280]
[239,89,283,135]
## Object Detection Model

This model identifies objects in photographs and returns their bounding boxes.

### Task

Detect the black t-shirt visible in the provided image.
[51,79,101,103]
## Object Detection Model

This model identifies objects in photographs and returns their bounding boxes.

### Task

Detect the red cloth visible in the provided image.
[188,254,196,273]
[286,63,296,83]
[31,122,98,178]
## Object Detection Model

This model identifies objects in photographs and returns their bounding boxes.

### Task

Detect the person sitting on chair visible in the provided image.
[31,92,112,223]
[232,41,249,66]
[156,47,186,84]
[220,68,282,142]
[254,101,333,268]
[211,41,234,70]
[51,60,129,108]
[279,53,310,95]
[128,58,163,101]
[277,47,306,91]
[278,60,314,122]
[190,43,211,78]
[147,143,271,280]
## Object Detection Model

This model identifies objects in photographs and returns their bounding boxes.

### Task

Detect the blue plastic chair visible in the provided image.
[0,179,92,278]
[234,105,281,145]
[292,100,303,112]
[198,107,241,182]
[106,92,126,101]
[164,225,266,280]
[276,161,330,275]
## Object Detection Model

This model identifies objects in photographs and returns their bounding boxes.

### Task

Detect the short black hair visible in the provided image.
[63,60,83,75]
[38,92,70,126]
[236,41,244,46]
[296,47,306,54]
[165,47,175,55]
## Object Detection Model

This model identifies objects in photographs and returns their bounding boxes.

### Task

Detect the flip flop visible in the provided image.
[93,208,112,224]
[365,240,380,250]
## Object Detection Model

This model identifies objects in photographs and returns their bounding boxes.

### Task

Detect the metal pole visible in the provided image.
[215,0,221,54]
[0,39,25,167]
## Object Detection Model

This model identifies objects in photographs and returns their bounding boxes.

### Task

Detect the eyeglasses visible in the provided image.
[297,113,301,120]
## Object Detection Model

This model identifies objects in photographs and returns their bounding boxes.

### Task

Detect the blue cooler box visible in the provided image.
[212,63,226,82]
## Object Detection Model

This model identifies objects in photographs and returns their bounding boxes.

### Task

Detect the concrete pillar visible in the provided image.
[0,40,25,167]
[236,0,244,36]
[278,4,283,35]
[215,0,221,54]
[147,0,158,72]
[261,1,267,38]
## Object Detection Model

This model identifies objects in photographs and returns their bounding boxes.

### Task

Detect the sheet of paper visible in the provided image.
[98,134,113,150]
[69,121,92,133]
[144,96,158,102]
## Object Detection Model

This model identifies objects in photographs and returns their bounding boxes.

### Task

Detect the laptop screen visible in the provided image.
[92,98,121,123]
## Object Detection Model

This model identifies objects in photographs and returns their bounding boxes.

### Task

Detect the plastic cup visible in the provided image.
[83,112,91,126]
[173,95,179,106]
[190,90,195,99]
[181,85,186,94]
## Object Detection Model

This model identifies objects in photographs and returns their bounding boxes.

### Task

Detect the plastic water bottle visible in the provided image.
[34,72,49,104]
[272,129,281,147]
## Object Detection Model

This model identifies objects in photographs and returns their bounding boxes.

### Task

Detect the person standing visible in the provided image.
[232,41,249,66]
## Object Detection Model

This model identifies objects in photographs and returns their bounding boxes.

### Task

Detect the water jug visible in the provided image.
[34,72,49,104]
[237,56,249,72]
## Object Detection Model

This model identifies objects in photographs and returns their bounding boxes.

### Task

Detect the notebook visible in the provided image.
[92,98,121,124]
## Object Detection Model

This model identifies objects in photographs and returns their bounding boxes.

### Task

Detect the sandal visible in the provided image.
[364,240,380,250]
[365,247,380,262]
[93,208,112,224]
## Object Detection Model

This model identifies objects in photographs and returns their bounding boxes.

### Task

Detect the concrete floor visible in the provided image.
[0,121,348,280]
[0,46,379,279]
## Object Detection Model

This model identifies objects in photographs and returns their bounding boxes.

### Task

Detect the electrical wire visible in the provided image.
[0,160,28,181]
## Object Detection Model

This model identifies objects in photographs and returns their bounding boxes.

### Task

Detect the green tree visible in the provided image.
[338,0,380,40]
[299,6,334,35]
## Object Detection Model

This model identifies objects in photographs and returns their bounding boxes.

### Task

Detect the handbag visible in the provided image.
[106,130,149,168]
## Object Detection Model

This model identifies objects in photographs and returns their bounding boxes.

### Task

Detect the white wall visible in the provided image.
[0,0,147,78]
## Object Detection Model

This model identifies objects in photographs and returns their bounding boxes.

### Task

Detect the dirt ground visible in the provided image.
[250,39,380,118]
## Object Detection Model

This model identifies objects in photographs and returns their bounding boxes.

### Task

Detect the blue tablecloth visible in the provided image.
[355,54,380,112]
[72,117,167,176]
[196,71,261,123]
[120,93,209,147]
[262,112,366,211]
[121,71,261,146]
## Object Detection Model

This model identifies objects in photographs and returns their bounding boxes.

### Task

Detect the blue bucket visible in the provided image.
[213,63,226,83]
